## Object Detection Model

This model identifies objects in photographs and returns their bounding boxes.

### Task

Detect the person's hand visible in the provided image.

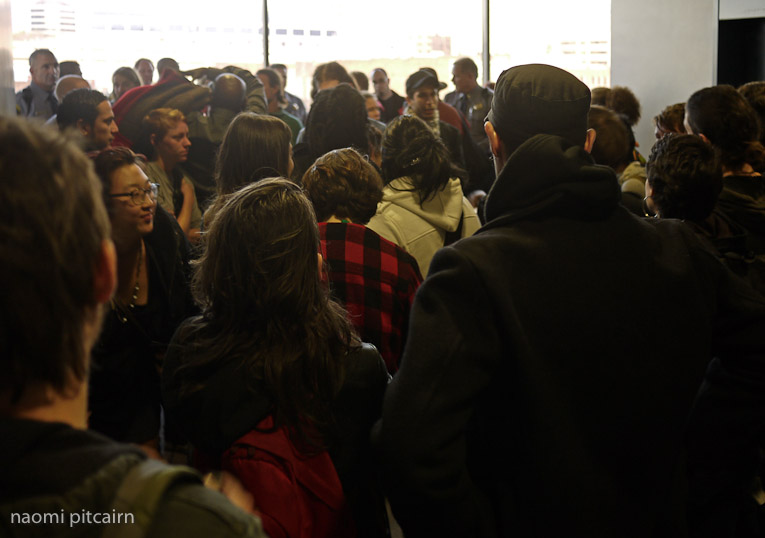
[182,67,211,81]
[468,190,486,209]
[203,472,257,515]
[183,67,224,83]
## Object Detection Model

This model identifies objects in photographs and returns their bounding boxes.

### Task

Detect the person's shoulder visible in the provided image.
[149,475,266,538]
[439,121,460,140]
[345,342,389,386]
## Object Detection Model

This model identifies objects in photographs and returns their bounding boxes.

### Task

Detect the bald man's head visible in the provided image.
[54,75,90,102]
[211,73,246,112]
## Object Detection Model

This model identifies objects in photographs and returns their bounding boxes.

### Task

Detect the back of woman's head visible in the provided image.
[215,112,292,196]
[302,147,383,224]
[646,133,722,221]
[197,178,321,324]
[194,177,355,445]
[686,85,764,171]
[382,114,451,204]
[304,84,368,160]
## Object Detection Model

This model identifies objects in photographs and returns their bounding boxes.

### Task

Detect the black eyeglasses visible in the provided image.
[110,183,159,206]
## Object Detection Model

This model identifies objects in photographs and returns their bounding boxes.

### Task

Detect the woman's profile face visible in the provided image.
[153,121,191,168]
[109,163,156,241]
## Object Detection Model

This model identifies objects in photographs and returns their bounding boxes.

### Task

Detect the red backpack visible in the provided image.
[221,416,356,538]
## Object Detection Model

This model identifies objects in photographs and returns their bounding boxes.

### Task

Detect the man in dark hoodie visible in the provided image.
[373,64,765,537]
[0,117,266,538]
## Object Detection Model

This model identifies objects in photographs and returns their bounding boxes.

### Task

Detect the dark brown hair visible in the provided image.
[588,105,633,172]
[206,113,292,225]
[186,178,357,446]
[686,85,765,172]
[303,148,383,224]
[0,117,110,404]
[646,133,722,221]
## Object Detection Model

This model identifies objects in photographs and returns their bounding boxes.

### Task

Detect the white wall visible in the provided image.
[611,0,718,154]
[0,0,13,115]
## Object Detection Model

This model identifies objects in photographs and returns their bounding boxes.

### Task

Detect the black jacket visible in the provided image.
[374,134,765,538]
[161,319,390,537]
[89,207,196,443]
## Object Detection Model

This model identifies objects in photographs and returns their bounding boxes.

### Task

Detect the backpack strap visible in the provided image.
[101,459,201,538]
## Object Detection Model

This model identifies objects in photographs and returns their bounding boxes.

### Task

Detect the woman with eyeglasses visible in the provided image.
[88,146,196,455]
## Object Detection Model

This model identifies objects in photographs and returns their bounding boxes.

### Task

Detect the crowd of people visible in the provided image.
[3,47,765,538]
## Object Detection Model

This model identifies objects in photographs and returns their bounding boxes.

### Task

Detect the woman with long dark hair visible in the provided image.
[367,114,480,276]
[204,112,293,225]
[162,178,389,538]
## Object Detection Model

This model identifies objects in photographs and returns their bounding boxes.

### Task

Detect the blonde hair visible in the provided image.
[142,107,186,141]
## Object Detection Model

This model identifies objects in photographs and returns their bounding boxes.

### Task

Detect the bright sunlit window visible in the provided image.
[11,0,610,102]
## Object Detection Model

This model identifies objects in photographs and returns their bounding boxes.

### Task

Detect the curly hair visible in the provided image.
[646,133,722,221]
[587,105,633,172]
[0,117,110,404]
[381,115,452,205]
[606,86,641,127]
[653,103,686,139]
[303,148,383,224]
[686,85,765,172]
[183,178,358,447]
[304,83,368,162]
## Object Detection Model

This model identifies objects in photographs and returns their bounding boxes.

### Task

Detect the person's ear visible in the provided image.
[484,121,502,158]
[584,128,597,153]
[93,240,117,304]
[76,119,91,137]
[698,133,711,145]
[150,133,157,147]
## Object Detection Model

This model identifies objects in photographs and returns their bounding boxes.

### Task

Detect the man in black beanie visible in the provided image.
[374,64,765,537]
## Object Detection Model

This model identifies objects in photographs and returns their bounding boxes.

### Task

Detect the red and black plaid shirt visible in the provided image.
[320,222,422,373]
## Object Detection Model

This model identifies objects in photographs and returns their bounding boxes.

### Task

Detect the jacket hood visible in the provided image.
[483,134,620,225]
[162,318,272,457]
[383,177,466,233]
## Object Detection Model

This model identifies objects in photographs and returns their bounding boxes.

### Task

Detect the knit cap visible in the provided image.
[487,64,591,147]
